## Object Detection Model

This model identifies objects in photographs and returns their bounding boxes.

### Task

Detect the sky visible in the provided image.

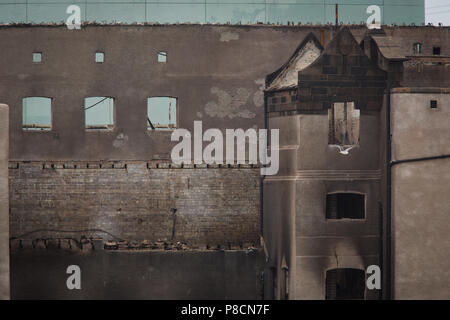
[426,0,450,25]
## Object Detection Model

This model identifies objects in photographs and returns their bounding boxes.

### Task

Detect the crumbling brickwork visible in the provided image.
[9,162,260,247]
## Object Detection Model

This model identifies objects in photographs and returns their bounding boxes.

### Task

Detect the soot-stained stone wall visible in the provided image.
[9,162,260,246]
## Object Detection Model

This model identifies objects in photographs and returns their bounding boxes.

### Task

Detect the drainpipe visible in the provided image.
[385,79,392,300]
[378,200,383,300]
[391,154,450,166]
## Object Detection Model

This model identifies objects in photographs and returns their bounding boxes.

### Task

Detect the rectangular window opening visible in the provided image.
[430,100,438,109]
[84,97,114,130]
[95,52,105,63]
[326,269,365,300]
[32,52,42,63]
[22,97,52,131]
[326,193,365,219]
[413,43,422,54]
[158,51,167,63]
[433,47,441,55]
[147,97,177,131]
[328,102,360,146]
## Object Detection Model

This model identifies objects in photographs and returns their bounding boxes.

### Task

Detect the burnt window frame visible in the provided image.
[325,268,366,300]
[325,192,366,220]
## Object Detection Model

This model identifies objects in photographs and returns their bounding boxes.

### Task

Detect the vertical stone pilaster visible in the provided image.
[0,104,9,300]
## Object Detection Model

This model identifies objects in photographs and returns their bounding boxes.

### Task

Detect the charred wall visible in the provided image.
[264,27,383,300]
[10,246,264,300]
[1,24,449,299]
[9,162,260,246]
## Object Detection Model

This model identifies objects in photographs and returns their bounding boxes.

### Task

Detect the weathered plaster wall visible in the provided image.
[264,27,385,300]
[0,25,333,161]
[265,113,381,300]
[391,91,450,299]
[0,104,9,300]
[0,25,447,161]
[384,27,450,58]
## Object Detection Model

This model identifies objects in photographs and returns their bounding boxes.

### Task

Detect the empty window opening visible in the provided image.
[158,51,167,63]
[326,193,365,219]
[433,47,441,55]
[147,97,177,130]
[328,102,360,146]
[84,97,114,130]
[413,43,422,54]
[22,97,52,131]
[95,52,104,63]
[32,52,42,63]
[326,269,365,300]
[430,100,438,109]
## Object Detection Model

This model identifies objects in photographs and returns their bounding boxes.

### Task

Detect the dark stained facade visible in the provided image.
[0,24,449,299]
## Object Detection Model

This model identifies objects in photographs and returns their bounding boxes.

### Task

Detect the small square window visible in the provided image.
[433,47,441,55]
[157,51,167,63]
[430,100,438,109]
[95,52,104,63]
[33,52,42,63]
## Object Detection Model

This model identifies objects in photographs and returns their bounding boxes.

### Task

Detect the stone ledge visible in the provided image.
[8,161,261,170]
[10,238,260,253]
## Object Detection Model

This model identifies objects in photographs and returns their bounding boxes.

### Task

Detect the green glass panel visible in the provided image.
[85,97,114,127]
[147,97,177,130]
[22,97,52,130]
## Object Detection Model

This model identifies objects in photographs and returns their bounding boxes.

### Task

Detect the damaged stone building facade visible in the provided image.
[0,23,449,299]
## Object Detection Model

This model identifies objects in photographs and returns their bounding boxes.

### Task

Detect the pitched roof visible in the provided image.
[370,35,407,61]
[266,32,323,91]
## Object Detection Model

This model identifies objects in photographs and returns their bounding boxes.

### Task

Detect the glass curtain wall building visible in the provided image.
[0,0,424,25]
